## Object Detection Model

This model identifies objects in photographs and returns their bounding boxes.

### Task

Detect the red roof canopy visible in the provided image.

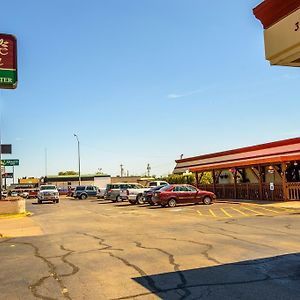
[253,0,300,29]
[174,137,300,173]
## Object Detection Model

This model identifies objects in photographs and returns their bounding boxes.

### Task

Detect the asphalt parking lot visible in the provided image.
[0,197,300,300]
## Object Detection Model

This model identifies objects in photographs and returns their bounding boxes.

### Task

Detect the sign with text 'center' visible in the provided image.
[0,33,17,89]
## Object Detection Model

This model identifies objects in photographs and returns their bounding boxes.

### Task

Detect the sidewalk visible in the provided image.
[0,215,43,238]
[216,199,300,209]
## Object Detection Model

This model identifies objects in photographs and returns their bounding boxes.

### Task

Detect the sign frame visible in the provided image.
[0,33,18,89]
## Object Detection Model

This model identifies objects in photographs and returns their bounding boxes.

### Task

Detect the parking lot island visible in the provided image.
[0,197,26,214]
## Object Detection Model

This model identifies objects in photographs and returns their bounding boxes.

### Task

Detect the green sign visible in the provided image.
[1,159,19,166]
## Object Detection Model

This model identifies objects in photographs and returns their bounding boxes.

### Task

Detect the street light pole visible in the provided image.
[73,134,81,185]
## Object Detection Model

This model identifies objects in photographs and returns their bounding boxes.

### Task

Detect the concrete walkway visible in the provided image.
[0,215,43,238]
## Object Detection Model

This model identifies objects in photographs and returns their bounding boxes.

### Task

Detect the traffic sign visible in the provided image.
[1,159,19,166]
[0,34,17,89]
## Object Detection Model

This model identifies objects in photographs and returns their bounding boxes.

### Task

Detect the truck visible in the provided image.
[37,185,60,204]
[120,181,169,205]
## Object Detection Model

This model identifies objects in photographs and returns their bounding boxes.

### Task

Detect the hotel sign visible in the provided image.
[0,34,17,89]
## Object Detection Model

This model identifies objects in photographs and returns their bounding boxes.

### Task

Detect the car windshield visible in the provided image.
[40,186,56,190]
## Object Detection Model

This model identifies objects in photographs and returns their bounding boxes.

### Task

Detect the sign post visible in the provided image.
[0,33,17,199]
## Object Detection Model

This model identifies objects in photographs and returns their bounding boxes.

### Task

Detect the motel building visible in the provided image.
[173,137,300,202]
[253,0,300,67]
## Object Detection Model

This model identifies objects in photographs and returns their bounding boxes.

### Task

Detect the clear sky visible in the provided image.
[1,0,299,180]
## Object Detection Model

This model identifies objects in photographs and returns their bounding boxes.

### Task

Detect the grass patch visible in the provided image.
[0,212,32,219]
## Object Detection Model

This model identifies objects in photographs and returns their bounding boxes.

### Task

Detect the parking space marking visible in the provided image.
[258,207,281,214]
[241,206,264,215]
[221,208,233,218]
[230,207,249,216]
[209,209,217,218]
[193,204,299,220]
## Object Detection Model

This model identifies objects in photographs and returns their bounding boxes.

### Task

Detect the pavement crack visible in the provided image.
[12,241,75,300]
[79,232,162,294]
[134,241,191,299]
[79,232,122,251]
[59,245,80,277]
[156,237,221,265]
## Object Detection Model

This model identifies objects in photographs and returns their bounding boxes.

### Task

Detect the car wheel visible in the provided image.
[203,196,212,205]
[137,194,144,205]
[38,199,42,204]
[56,199,60,203]
[116,195,121,202]
[80,194,87,200]
[168,198,177,208]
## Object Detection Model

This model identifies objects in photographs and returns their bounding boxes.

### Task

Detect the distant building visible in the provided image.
[43,174,111,189]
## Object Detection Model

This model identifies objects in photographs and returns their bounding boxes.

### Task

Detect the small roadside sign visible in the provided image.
[2,173,13,179]
[1,159,19,166]
[0,144,12,154]
[0,33,17,89]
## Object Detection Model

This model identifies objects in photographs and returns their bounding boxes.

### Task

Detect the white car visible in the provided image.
[147,181,169,188]
[120,184,151,205]
[37,185,60,204]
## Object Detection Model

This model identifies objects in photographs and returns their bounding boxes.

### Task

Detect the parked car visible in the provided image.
[27,188,39,199]
[1,190,8,198]
[152,184,216,208]
[147,180,169,188]
[120,184,150,204]
[19,191,29,198]
[97,188,106,199]
[105,183,142,202]
[37,185,60,204]
[74,186,98,199]
[143,185,166,205]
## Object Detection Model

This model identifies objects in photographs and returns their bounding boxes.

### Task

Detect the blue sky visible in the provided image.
[1,0,299,180]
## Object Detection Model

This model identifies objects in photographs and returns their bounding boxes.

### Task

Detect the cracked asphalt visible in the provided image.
[0,198,300,300]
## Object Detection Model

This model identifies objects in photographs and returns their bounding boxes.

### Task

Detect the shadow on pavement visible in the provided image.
[132,253,300,300]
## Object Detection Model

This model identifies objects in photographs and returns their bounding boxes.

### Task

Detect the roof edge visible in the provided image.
[253,0,300,29]
[175,137,300,164]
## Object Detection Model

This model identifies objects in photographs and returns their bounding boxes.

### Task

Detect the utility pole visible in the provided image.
[147,163,151,177]
[45,148,47,177]
[73,134,81,185]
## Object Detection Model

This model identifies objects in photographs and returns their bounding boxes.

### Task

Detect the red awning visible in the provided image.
[174,137,300,174]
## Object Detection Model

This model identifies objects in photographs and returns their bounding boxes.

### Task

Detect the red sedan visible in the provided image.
[152,184,216,208]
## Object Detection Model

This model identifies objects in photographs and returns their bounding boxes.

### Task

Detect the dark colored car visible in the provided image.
[74,186,98,199]
[143,185,166,205]
[152,184,216,208]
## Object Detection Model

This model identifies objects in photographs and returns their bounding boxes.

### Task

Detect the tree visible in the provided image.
[58,171,78,176]
[158,172,213,185]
